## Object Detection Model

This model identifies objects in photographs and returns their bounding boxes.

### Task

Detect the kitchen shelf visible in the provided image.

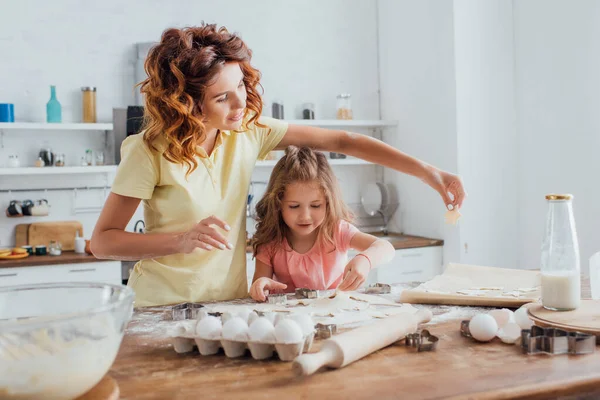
[0,122,113,131]
[256,158,372,167]
[0,166,117,175]
[283,120,397,128]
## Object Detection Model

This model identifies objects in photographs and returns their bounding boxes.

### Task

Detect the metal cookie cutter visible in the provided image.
[364,283,392,294]
[267,293,288,305]
[315,323,337,339]
[521,326,596,355]
[405,329,439,352]
[295,288,334,299]
[171,302,204,320]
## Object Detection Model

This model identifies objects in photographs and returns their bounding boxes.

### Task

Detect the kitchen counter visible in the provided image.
[246,232,444,253]
[0,251,105,269]
[109,281,599,400]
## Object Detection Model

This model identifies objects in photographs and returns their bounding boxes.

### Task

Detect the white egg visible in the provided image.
[274,319,303,344]
[195,315,222,339]
[514,306,533,330]
[172,320,196,337]
[221,311,236,324]
[487,309,515,328]
[196,310,209,321]
[497,322,522,344]
[222,317,249,341]
[469,314,498,342]
[248,317,276,343]
[261,312,277,325]
[288,314,315,336]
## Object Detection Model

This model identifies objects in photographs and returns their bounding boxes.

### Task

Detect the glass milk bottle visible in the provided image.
[541,194,581,311]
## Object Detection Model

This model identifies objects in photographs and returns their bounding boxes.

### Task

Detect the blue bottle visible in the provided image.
[46,85,62,123]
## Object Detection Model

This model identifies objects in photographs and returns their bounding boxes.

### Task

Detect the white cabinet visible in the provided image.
[245,246,443,288]
[0,261,122,288]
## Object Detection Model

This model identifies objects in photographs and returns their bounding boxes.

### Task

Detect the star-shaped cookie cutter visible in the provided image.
[405,329,439,352]
[315,323,337,339]
[171,302,205,320]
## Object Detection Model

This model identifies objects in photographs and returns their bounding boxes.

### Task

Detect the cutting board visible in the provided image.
[15,223,30,248]
[527,300,600,336]
[76,375,119,400]
[28,221,83,251]
[399,263,541,308]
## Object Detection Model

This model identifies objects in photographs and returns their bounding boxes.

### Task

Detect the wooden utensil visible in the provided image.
[15,223,31,248]
[292,308,432,376]
[527,300,600,336]
[28,221,83,251]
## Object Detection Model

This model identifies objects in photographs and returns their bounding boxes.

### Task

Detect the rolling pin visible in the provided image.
[292,308,432,376]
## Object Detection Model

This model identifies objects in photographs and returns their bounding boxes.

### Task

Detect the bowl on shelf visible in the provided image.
[0,282,134,399]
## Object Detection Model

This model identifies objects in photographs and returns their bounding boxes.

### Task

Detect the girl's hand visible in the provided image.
[423,166,466,210]
[337,255,371,291]
[250,277,287,302]
[179,215,233,253]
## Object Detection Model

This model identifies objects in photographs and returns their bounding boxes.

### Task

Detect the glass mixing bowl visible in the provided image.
[0,282,134,400]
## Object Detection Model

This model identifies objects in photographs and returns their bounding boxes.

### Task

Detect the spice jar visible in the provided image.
[81,87,97,123]
[34,157,45,167]
[54,154,65,167]
[49,240,62,256]
[8,155,20,168]
[541,194,581,311]
[336,94,353,120]
[302,103,315,120]
[85,149,93,166]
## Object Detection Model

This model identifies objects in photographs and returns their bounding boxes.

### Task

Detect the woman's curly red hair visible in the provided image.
[139,24,264,175]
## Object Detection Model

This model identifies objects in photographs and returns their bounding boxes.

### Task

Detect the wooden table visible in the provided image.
[109,282,599,400]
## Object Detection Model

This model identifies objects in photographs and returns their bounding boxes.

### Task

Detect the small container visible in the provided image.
[85,149,93,166]
[541,194,581,311]
[95,150,104,166]
[272,101,284,119]
[35,245,47,256]
[8,155,20,168]
[336,93,353,120]
[21,245,33,255]
[49,241,62,256]
[81,87,97,123]
[302,103,315,120]
[34,157,45,168]
[39,147,54,167]
[54,154,65,167]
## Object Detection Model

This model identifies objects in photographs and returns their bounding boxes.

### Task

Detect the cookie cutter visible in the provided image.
[172,302,205,320]
[521,326,596,355]
[267,293,288,305]
[315,323,337,339]
[364,283,392,294]
[405,329,438,352]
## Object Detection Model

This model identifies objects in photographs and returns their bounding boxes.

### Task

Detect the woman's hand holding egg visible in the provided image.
[179,215,233,253]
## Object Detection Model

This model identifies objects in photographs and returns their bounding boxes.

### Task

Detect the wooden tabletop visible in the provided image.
[110,281,599,400]
[0,251,105,268]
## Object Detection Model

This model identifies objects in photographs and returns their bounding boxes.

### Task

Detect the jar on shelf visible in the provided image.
[8,155,20,168]
[302,103,315,120]
[34,157,45,168]
[336,93,353,120]
[81,86,97,123]
[541,194,581,311]
[49,240,62,256]
[85,149,93,166]
[54,154,65,167]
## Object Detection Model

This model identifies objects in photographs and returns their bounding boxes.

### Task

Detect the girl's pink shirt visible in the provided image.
[255,220,359,292]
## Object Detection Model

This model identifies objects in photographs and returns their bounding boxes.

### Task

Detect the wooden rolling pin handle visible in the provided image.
[292,308,432,376]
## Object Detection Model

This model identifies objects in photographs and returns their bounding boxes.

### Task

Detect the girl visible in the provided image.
[91,24,465,307]
[249,146,395,301]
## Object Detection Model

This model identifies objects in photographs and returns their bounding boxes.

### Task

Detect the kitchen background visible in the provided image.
[0,0,598,275]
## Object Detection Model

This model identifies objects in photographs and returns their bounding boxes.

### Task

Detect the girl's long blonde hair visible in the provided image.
[139,24,265,176]
[252,146,353,257]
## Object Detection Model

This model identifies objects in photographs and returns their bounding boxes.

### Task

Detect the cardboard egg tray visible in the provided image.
[170,331,315,361]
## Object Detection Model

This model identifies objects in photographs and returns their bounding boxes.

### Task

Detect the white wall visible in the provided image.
[514,0,600,274]
[378,0,460,266]
[0,0,381,247]
[453,0,519,268]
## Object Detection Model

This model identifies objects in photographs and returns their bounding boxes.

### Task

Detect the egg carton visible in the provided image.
[170,331,315,361]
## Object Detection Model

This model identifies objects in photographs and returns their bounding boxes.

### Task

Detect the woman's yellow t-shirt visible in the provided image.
[111,116,288,307]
